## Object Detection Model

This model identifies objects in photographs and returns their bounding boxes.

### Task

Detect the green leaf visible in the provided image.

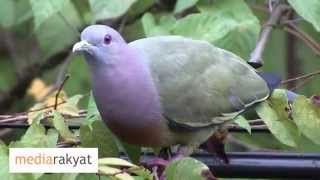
[30,0,69,29]
[234,116,251,134]
[89,0,136,21]
[0,142,39,180]
[99,157,137,167]
[39,173,78,180]
[99,166,134,180]
[80,120,119,158]
[173,0,260,59]
[233,132,291,150]
[122,143,141,164]
[11,123,58,148]
[84,92,100,125]
[256,101,298,147]
[76,174,110,180]
[5,125,58,180]
[288,0,320,32]
[58,94,83,116]
[0,141,42,180]
[292,96,320,145]
[127,0,156,18]
[141,13,175,37]
[0,142,9,179]
[52,111,77,141]
[127,166,153,180]
[28,103,46,124]
[165,157,213,180]
[174,0,199,14]
[35,0,81,57]
[0,0,15,28]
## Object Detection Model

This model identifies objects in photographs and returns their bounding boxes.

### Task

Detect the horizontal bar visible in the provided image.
[0,122,271,133]
[152,152,319,178]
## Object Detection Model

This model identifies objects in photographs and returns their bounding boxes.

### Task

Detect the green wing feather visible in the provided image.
[129,36,269,127]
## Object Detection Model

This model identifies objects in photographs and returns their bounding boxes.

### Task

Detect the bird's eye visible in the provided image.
[104,34,112,44]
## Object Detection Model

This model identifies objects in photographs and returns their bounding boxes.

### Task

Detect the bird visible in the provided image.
[72,25,276,158]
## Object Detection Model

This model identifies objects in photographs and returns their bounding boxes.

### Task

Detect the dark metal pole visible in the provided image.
[196,152,320,178]
[140,152,320,179]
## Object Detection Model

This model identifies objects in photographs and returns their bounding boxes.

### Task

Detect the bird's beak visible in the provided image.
[72,40,92,53]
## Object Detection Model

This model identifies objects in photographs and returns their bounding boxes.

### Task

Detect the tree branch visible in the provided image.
[283,24,320,56]
[281,69,320,84]
[0,48,71,113]
[248,4,290,68]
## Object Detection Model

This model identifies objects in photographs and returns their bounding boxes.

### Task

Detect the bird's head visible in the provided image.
[73,25,126,65]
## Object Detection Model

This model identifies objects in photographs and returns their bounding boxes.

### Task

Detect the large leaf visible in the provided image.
[127,0,156,18]
[89,0,136,21]
[76,174,109,180]
[80,120,119,158]
[38,173,78,180]
[29,0,69,29]
[173,0,260,59]
[122,143,141,164]
[4,125,58,180]
[10,123,58,148]
[165,157,214,180]
[288,0,320,32]
[174,0,199,14]
[35,0,81,57]
[57,94,83,116]
[292,96,320,145]
[255,90,299,147]
[0,0,15,28]
[84,92,100,125]
[234,115,251,134]
[52,111,77,141]
[0,142,39,180]
[0,142,9,180]
[98,166,133,180]
[141,13,175,37]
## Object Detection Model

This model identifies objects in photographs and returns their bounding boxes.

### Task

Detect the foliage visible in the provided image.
[0,0,320,179]
[165,157,214,180]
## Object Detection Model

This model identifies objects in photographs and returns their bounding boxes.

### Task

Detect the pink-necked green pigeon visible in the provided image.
[73,25,273,156]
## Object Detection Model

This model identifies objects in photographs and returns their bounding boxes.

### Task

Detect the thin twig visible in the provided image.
[2,31,24,77]
[281,17,303,25]
[28,101,66,113]
[250,4,269,13]
[250,125,268,129]
[281,69,320,84]
[0,115,27,123]
[57,139,81,148]
[41,53,73,102]
[54,75,70,110]
[0,48,71,113]
[283,25,320,56]
[248,4,290,68]
[248,119,265,124]
[268,0,280,13]
[118,14,128,33]
[289,76,315,91]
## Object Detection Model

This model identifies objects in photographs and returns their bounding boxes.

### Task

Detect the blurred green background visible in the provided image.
[0,1,320,179]
[0,0,320,152]
[0,0,319,113]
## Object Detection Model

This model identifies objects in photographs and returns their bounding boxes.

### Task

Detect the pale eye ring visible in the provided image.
[104,34,112,44]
